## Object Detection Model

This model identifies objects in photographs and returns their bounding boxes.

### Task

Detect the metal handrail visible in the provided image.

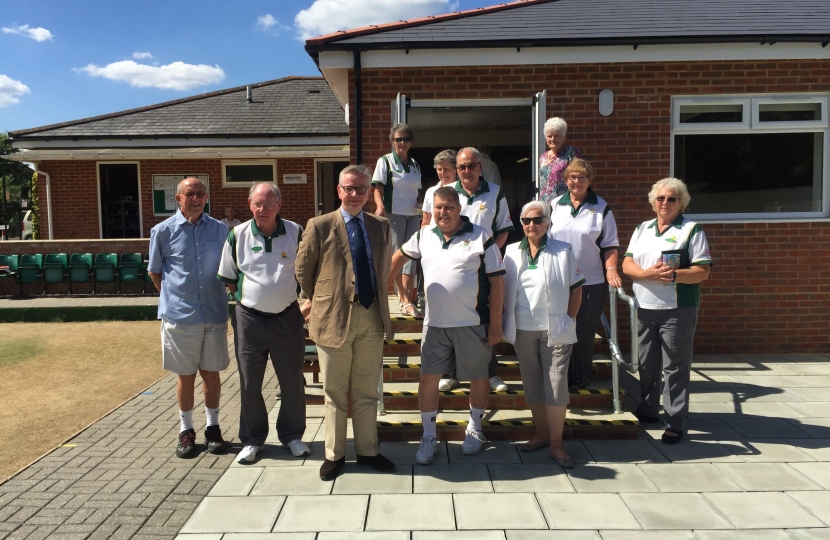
[600,285,639,414]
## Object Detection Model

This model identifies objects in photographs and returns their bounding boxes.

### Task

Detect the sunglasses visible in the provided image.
[456,162,480,171]
[393,137,411,143]
[655,196,678,204]
[520,216,546,225]
[340,186,369,195]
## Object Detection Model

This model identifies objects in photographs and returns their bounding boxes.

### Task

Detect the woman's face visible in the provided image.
[545,130,566,154]
[522,207,547,242]
[566,169,591,199]
[392,131,412,155]
[434,160,456,185]
[652,188,682,222]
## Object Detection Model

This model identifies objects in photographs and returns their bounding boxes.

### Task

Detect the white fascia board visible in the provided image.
[318,51,355,69]
[349,42,830,69]
[7,147,351,162]
[14,136,350,150]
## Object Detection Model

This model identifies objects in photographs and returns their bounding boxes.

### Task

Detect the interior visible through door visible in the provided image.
[99,164,140,239]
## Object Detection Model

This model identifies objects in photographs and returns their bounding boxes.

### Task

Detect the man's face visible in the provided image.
[248,186,281,228]
[456,150,481,185]
[432,196,462,234]
[337,172,370,214]
[175,179,209,218]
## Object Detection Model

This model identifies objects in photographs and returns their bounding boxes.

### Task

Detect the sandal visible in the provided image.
[400,303,423,319]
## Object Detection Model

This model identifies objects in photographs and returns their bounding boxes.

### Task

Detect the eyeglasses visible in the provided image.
[393,137,411,143]
[182,192,207,199]
[655,196,678,204]
[340,186,370,195]
[520,216,546,225]
[251,202,277,210]
[567,174,589,182]
[456,162,480,171]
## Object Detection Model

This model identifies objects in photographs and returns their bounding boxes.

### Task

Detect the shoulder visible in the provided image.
[364,212,390,230]
[151,215,177,235]
[504,242,521,257]
[546,238,572,255]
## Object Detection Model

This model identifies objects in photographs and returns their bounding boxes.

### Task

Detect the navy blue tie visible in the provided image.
[352,218,374,309]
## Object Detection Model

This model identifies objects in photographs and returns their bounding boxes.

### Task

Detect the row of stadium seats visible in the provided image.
[0,253,153,294]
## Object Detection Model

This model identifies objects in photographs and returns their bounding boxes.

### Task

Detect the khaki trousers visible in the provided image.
[317,299,384,460]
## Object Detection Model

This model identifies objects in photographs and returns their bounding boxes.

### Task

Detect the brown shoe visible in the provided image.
[319,457,346,481]
[356,453,395,473]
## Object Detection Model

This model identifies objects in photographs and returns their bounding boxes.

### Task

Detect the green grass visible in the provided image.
[0,336,43,367]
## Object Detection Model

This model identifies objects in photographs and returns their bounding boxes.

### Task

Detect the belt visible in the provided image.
[238,301,297,318]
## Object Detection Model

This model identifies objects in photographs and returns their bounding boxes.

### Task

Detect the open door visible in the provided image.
[531,90,547,198]
[392,93,409,125]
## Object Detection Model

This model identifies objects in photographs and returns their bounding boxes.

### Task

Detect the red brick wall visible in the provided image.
[34,158,318,239]
[350,59,830,353]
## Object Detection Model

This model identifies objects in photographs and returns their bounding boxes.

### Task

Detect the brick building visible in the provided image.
[304,0,830,353]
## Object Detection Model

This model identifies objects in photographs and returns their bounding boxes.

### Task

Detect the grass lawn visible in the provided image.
[0,321,167,481]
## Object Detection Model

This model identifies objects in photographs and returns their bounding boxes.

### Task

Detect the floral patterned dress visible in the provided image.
[538,146,581,203]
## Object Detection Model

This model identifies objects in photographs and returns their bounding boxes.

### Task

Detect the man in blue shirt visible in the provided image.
[148,177,231,459]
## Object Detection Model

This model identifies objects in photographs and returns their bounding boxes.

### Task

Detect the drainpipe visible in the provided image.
[353,50,363,165]
[33,163,53,240]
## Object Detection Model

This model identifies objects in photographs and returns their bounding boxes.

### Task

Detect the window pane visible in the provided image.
[674,132,823,214]
[225,164,273,183]
[679,104,743,124]
[759,102,822,122]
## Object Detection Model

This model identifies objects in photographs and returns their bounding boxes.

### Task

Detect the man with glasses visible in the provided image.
[217,182,309,464]
[148,177,230,459]
[297,165,396,481]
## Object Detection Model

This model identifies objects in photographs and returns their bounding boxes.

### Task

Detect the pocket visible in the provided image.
[471,324,488,343]
[547,314,577,345]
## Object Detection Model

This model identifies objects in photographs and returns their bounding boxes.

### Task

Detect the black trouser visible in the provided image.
[568,283,608,385]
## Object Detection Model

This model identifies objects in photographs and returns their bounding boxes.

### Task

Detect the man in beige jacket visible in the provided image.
[296,164,395,481]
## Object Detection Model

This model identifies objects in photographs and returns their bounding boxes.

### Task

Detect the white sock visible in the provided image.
[179,409,194,432]
[421,410,438,439]
[205,406,219,427]
[468,406,485,433]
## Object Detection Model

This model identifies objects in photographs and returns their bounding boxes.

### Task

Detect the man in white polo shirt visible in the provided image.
[217,182,309,464]
[389,186,505,463]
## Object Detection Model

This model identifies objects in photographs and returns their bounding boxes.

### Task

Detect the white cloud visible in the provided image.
[257,13,290,33]
[2,24,53,42]
[132,51,153,60]
[0,75,31,107]
[295,0,456,40]
[76,60,225,91]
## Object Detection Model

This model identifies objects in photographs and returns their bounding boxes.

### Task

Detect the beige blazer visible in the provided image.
[296,208,394,348]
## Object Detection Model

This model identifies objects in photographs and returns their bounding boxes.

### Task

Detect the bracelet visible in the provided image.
[605,266,616,271]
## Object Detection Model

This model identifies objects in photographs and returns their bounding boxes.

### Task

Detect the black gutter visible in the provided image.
[354,50,363,165]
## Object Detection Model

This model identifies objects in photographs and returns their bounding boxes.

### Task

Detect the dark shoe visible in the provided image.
[319,457,346,481]
[661,429,683,445]
[356,453,396,473]
[633,411,660,424]
[569,378,589,390]
[176,429,197,458]
[205,425,228,455]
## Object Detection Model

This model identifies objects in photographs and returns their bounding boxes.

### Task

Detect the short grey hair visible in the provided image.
[520,200,550,221]
[434,186,460,207]
[543,117,568,136]
[176,177,206,194]
[339,164,372,184]
[457,147,483,163]
[389,123,413,142]
[433,149,457,167]
[648,177,691,212]
[249,181,281,200]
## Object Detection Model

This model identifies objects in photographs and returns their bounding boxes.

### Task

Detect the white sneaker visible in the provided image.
[236,445,260,463]
[489,376,508,392]
[461,429,486,455]
[438,378,460,391]
[415,436,438,465]
[286,439,310,457]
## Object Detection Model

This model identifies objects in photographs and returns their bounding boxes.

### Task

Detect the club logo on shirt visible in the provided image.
[589,209,596,214]
[477,202,487,212]
[665,236,677,243]
[251,246,263,252]
[280,251,288,260]
[462,240,471,249]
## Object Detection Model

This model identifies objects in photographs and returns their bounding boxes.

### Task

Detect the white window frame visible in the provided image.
[221,159,277,188]
[670,93,830,222]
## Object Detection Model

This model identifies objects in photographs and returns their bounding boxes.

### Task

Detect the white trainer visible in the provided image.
[461,429,486,455]
[286,439,310,457]
[489,376,508,392]
[438,378,460,391]
[236,445,260,463]
[415,436,438,465]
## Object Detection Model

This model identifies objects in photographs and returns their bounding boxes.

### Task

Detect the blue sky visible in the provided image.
[1,0,498,133]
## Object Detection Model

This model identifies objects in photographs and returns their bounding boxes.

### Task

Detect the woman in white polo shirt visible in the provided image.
[503,201,584,468]
[372,123,422,317]
[549,159,621,390]
[622,178,712,445]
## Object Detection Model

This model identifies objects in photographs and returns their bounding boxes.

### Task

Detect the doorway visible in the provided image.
[98,163,140,239]
[316,160,350,215]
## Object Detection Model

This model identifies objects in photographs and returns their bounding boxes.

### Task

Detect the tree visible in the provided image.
[0,132,36,238]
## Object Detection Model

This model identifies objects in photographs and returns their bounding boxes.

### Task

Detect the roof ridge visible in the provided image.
[305,0,556,46]
[9,76,327,137]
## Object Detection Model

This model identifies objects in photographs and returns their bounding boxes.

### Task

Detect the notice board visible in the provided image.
[152,174,210,216]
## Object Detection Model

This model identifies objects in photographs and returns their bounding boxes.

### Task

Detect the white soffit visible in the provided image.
[321,67,350,108]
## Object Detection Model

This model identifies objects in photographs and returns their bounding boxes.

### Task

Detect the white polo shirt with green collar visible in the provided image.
[372,152,421,216]
[455,179,514,238]
[401,216,506,328]
[624,214,713,310]
[549,188,619,286]
[217,217,302,314]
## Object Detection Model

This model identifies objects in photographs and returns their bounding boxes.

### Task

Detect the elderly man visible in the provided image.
[296,165,395,481]
[438,147,514,393]
[148,177,230,459]
[390,186,505,463]
[217,182,309,464]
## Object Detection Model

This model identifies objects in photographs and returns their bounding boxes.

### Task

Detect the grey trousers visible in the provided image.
[514,330,571,407]
[635,306,699,433]
[444,336,499,379]
[568,282,608,385]
[235,302,306,446]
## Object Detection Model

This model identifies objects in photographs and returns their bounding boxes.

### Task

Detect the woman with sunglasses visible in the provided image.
[622,178,712,444]
[372,123,423,318]
[502,201,584,468]
[549,158,620,390]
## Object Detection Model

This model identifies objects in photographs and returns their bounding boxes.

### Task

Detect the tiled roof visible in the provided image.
[10,77,347,139]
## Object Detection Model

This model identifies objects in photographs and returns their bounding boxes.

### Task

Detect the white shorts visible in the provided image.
[160,319,231,375]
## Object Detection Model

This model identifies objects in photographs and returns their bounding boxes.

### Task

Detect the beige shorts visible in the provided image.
[160,319,231,375]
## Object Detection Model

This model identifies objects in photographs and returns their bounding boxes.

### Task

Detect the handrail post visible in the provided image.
[378,370,386,416]
[629,296,639,374]
[609,285,622,414]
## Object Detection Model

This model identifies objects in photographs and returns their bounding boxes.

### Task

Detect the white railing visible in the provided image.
[600,285,639,414]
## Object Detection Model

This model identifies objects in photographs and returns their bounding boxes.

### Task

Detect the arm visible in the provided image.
[622,256,674,284]
[372,185,387,217]
[388,250,409,288]
[566,286,582,319]
[494,231,508,249]
[603,249,622,288]
[487,275,504,346]
[296,218,321,321]
[421,211,432,228]
[675,264,711,284]
[148,271,162,292]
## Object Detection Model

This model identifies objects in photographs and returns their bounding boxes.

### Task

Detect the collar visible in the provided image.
[174,210,205,227]
[647,214,685,236]
[454,179,490,199]
[519,233,547,252]
[557,187,598,210]
[250,216,286,238]
[431,215,474,248]
[340,206,364,224]
[392,151,416,173]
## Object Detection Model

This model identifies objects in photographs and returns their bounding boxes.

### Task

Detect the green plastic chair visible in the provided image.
[42,253,68,294]
[142,254,153,283]
[118,253,143,293]
[93,253,118,293]
[0,254,18,278]
[68,253,93,293]
[18,253,43,294]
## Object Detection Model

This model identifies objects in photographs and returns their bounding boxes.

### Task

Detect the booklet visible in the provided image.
[661,249,689,269]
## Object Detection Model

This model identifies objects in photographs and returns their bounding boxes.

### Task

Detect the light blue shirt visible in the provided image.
[148,211,229,324]
[340,206,377,294]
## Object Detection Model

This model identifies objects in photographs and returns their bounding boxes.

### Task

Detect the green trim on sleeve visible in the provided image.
[217,274,236,284]
[400,247,419,260]
[227,228,237,267]
[570,278,586,291]
[691,260,713,266]
[483,236,495,250]
[485,269,507,277]
[623,252,633,258]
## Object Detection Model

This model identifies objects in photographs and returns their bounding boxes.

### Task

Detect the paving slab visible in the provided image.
[714,463,822,491]
[454,493,547,530]
[488,464,574,493]
[517,441,594,464]
[722,440,817,462]
[179,496,285,534]
[793,439,830,461]
[790,462,830,489]
[536,493,640,529]
[506,532,600,540]
[598,532,696,540]
[621,493,731,529]
[582,440,669,464]
[414,532,505,540]
[725,419,813,439]
[224,535,316,540]
[376,441,449,465]
[446,441,522,464]
[566,463,657,493]
[250,466,334,496]
[414,464,492,493]
[791,418,830,439]
[206,467,264,496]
[693,531,792,540]
[228,444,310,468]
[365,494,454,531]
[788,529,830,539]
[704,492,825,529]
[319,533,410,540]
[331,465,413,494]
[273,495,368,532]
[787,491,830,526]
[650,439,741,463]
[638,463,741,492]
